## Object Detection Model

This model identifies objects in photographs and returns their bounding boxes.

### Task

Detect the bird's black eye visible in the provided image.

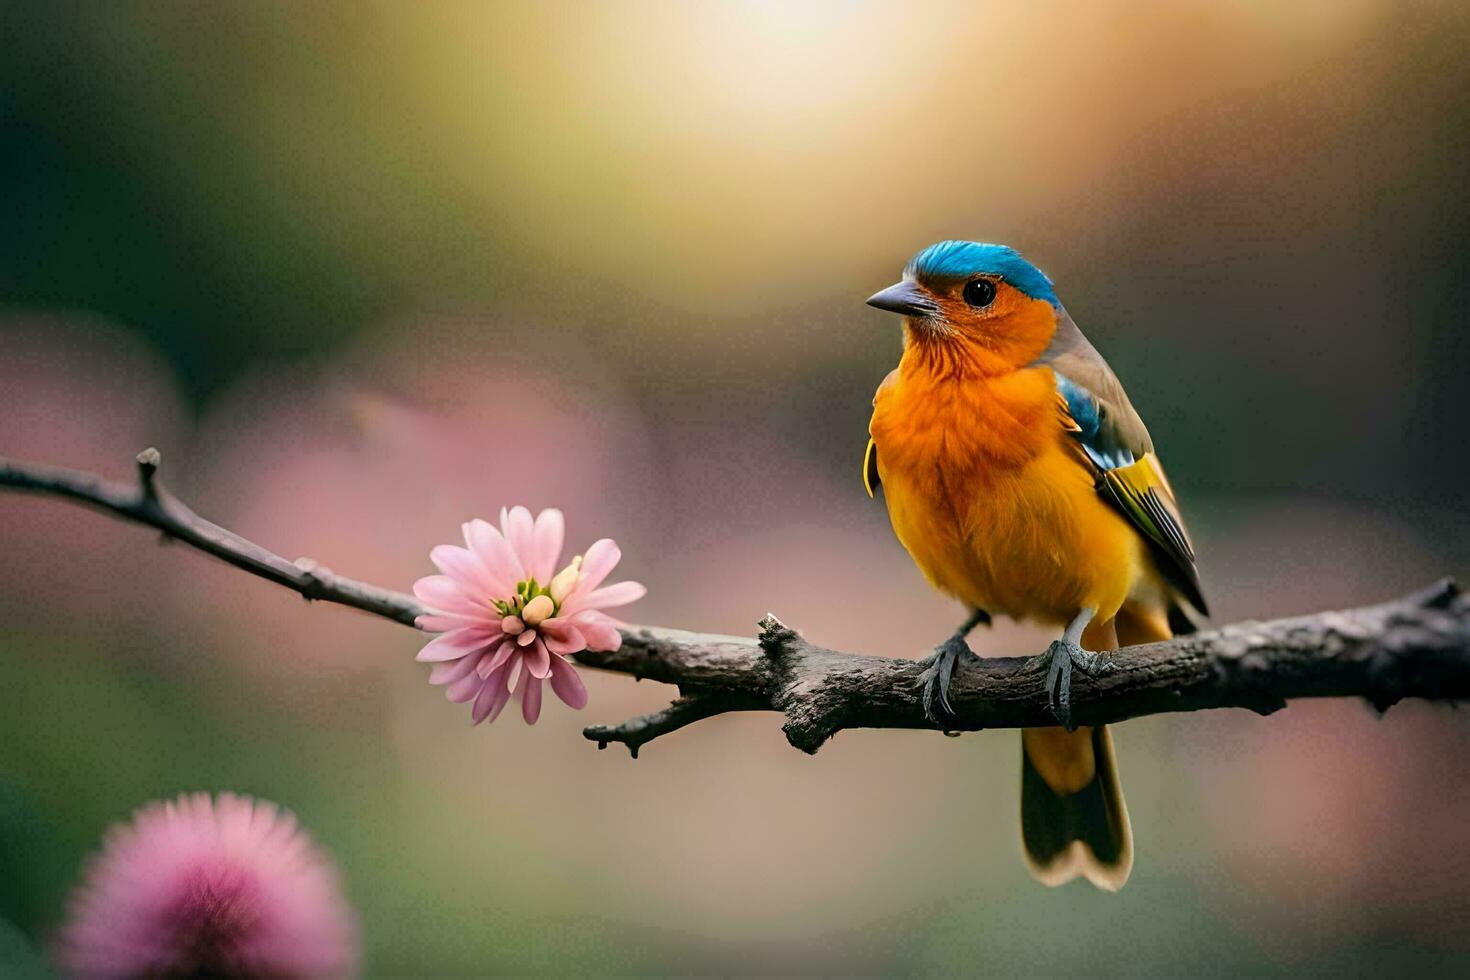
[963,278,997,308]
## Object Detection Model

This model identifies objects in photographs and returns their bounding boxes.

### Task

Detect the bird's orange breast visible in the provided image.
[870,359,1148,625]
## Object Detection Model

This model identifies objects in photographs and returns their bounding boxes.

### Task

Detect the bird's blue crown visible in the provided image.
[905,241,1058,307]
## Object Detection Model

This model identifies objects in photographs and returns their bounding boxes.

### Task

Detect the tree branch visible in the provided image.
[3,451,1467,757]
[0,449,425,626]
[578,585,1469,753]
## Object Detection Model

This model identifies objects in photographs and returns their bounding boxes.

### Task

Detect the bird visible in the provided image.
[863,240,1207,891]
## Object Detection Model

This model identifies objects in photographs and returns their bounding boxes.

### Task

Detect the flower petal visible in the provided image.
[485,682,515,723]
[412,575,492,616]
[519,672,543,725]
[463,519,523,589]
[480,638,516,677]
[529,508,565,583]
[575,538,621,596]
[429,652,482,685]
[430,544,498,595]
[524,638,552,679]
[416,613,482,632]
[571,610,623,651]
[415,627,498,663]
[472,667,514,725]
[567,580,646,614]
[548,655,588,710]
[539,619,587,655]
[500,506,536,579]
[445,671,484,703]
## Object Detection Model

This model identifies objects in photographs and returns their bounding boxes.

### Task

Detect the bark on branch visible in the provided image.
[3,450,1467,757]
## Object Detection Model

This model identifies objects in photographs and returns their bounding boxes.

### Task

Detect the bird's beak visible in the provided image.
[866,280,938,318]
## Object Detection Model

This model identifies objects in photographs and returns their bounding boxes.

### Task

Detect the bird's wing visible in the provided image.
[863,369,899,498]
[863,437,881,498]
[1045,311,1208,615]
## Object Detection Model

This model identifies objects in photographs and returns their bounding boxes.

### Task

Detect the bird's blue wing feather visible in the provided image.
[1050,347,1208,614]
[1054,372,1136,471]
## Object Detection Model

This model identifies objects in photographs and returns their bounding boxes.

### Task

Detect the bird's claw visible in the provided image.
[918,635,978,727]
[1020,651,1051,674]
[1026,639,1114,730]
[1073,649,1116,675]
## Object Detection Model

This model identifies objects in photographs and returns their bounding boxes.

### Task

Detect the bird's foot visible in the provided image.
[1024,639,1115,731]
[917,634,979,727]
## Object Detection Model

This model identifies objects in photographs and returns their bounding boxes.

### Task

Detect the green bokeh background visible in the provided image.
[3,2,1469,975]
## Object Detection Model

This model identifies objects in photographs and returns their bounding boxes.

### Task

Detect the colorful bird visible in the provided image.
[864,241,1207,890]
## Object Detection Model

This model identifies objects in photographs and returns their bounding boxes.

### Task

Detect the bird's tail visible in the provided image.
[1019,608,1167,891]
[1020,724,1132,891]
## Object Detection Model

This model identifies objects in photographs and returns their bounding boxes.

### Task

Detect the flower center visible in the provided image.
[493,579,544,617]
[494,578,556,622]
[492,556,582,637]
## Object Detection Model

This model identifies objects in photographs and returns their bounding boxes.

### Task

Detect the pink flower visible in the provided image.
[413,506,645,725]
[55,793,357,979]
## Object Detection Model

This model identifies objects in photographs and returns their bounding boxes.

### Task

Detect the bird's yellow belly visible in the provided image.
[881,445,1146,626]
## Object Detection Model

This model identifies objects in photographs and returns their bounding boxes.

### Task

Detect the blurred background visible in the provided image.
[2,0,1468,975]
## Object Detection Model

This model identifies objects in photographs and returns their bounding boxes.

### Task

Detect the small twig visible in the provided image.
[584,697,735,759]
[2,450,1468,757]
[135,447,161,497]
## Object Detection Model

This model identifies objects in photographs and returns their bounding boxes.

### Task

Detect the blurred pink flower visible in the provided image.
[55,793,357,980]
[413,506,645,725]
